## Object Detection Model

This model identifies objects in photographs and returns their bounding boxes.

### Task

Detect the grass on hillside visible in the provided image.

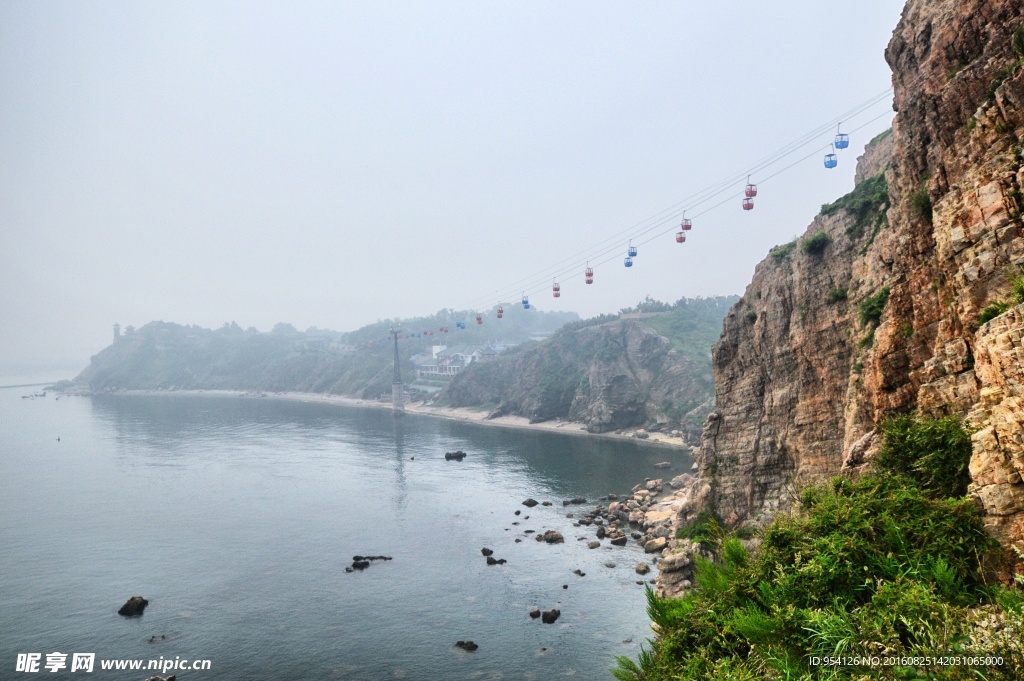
[614,414,1024,680]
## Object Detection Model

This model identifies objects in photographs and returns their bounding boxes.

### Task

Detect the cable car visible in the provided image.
[834,124,849,150]
[745,176,757,198]
[627,241,637,258]
[552,279,561,298]
[743,197,754,211]
[676,232,687,243]
[456,321,466,329]
[680,214,692,231]
[522,293,530,309]
[585,264,594,284]
[824,144,838,169]
[497,306,504,319]
[476,314,483,325]
[624,256,633,267]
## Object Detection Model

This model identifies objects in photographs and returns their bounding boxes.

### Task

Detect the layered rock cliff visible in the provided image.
[682,0,1024,581]
[443,297,735,442]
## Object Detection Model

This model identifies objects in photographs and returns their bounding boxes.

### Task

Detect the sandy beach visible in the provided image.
[80,387,692,449]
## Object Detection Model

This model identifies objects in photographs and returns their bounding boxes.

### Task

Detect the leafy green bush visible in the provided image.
[802,231,831,256]
[1010,270,1024,303]
[980,301,1012,325]
[614,413,1021,681]
[874,413,974,498]
[820,172,889,239]
[827,288,848,304]
[616,471,1011,680]
[858,286,891,327]
[909,188,933,225]
[771,241,797,264]
[676,510,724,549]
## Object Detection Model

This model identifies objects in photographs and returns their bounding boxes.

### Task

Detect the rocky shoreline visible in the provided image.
[557,470,720,599]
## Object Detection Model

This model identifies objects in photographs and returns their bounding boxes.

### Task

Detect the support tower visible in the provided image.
[391,327,405,415]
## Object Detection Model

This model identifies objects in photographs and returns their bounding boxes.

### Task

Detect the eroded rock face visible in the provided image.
[445,307,733,442]
[684,0,1024,580]
[969,304,1024,573]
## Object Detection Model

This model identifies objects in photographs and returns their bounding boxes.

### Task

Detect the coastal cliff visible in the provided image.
[443,297,735,442]
[664,0,1024,590]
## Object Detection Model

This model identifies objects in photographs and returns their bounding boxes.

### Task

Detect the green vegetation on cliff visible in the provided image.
[615,415,1024,680]
[820,172,889,240]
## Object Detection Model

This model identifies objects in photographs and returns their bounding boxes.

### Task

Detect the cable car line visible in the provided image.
[491,108,896,311]
[456,89,893,313]
[454,91,894,316]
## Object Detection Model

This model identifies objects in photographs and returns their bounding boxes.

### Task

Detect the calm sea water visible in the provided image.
[0,388,691,680]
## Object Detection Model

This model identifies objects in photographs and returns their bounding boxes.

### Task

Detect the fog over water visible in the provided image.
[0,1,903,375]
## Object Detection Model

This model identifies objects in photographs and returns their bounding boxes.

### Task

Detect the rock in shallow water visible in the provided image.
[454,640,478,651]
[541,609,561,624]
[118,596,148,617]
[536,530,564,544]
[522,498,539,507]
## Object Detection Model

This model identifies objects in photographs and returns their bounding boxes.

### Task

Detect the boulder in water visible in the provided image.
[118,596,148,617]
[541,609,561,624]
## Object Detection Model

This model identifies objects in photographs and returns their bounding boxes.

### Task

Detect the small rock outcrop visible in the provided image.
[444,451,467,461]
[117,596,148,617]
[454,640,478,651]
[541,609,561,624]
[536,530,564,544]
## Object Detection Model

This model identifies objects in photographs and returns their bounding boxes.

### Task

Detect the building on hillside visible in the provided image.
[412,344,500,377]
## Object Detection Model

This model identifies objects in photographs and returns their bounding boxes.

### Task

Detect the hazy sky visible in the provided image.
[0,1,904,377]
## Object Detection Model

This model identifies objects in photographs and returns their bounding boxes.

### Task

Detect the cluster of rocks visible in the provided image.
[454,640,478,651]
[444,450,467,461]
[529,607,561,624]
[346,555,393,572]
[481,547,507,565]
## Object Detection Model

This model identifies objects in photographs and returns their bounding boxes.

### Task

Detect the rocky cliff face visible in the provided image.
[684,0,1024,580]
[444,300,735,442]
[446,319,715,441]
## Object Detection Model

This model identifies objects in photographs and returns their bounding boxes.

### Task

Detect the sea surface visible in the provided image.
[0,387,692,680]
